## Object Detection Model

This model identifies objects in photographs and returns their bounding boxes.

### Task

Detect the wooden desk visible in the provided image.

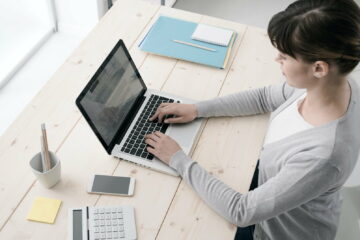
[0,0,283,239]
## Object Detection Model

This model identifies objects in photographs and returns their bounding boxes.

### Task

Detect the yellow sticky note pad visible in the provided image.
[27,197,62,224]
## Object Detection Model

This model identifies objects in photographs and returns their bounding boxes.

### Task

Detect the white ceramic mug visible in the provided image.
[29,151,61,188]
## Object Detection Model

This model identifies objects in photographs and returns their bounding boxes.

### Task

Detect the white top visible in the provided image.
[263,92,313,145]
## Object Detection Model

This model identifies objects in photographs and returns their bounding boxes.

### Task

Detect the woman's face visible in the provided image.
[275,52,314,89]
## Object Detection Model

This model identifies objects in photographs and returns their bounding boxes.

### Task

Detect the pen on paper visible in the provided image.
[172,40,216,52]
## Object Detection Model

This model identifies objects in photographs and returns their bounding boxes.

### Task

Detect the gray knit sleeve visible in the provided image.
[169,150,339,227]
[195,82,295,118]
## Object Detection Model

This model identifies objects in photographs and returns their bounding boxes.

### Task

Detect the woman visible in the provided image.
[145,0,360,239]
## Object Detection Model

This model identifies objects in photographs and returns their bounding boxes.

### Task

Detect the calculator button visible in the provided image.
[118,225,124,231]
[94,220,99,227]
[113,232,119,238]
[112,213,117,219]
[99,208,105,214]
[117,213,123,219]
[116,207,123,213]
[106,220,111,226]
[118,219,124,225]
[94,227,100,233]
[100,233,106,239]
[100,220,105,226]
[106,226,112,232]
[106,214,111,220]
[100,227,106,232]
[94,233,100,239]
[112,207,117,213]
[105,208,111,214]
[106,232,112,239]
[119,231,125,238]
[112,220,118,226]
[94,208,99,214]
[100,214,105,220]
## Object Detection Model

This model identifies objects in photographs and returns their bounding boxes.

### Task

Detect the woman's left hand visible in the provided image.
[145,131,181,164]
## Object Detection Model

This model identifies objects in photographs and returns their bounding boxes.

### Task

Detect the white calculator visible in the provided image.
[68,205,137,240]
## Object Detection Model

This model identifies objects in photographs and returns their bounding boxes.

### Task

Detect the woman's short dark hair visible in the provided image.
[268,0,360,74]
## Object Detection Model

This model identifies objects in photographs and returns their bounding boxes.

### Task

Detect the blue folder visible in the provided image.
[139,16,235,69]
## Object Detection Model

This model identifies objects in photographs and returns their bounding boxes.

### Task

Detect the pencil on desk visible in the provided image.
[172,39,217,52]
[41,123,51,171]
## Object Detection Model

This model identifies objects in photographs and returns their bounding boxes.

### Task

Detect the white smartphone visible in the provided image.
[87,174,135,196]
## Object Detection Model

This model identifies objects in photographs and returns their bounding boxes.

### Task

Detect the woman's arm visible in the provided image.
[196,82,295,118]
[170,150,339,227]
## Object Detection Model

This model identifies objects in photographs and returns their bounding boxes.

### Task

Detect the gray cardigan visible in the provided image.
[169,78,360,240]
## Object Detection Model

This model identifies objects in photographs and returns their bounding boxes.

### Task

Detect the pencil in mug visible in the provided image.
[40,136,47,172]
[41,123,51,171]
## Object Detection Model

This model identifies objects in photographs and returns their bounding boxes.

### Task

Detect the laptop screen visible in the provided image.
[76,40,146,152]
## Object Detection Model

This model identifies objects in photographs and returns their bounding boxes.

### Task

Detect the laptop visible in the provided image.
[76,39,204,176]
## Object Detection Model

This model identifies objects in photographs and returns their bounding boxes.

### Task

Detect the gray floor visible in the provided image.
[174,0,360,29]
[173,0,295,28]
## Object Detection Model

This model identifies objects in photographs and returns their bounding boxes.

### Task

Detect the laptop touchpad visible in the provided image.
[166,120,202,153]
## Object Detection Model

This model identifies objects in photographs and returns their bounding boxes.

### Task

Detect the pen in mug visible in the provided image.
[172,39,217,52]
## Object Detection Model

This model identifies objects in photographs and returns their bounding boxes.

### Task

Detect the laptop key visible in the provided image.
[160,124,169,133]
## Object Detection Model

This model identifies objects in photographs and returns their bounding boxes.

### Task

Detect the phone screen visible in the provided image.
[92,175,131,195]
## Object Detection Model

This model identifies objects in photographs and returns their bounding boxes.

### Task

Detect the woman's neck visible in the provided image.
[298,76,351,126]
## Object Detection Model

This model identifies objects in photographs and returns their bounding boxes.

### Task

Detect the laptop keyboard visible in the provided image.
[121,94,176,160]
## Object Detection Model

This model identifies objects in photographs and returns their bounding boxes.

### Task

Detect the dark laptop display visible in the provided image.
[76,40,147,153]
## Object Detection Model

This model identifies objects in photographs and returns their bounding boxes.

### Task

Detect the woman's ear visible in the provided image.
[312,61,329,78]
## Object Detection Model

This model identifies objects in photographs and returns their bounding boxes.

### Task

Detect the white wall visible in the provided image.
[54,0,99,36]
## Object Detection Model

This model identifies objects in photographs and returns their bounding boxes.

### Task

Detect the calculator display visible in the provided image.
[73,210,83,240]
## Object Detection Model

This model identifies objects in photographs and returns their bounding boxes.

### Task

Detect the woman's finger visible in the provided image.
[147,146,156,155]
[164,116,183,123]
[153,131,165,138]
[159,102,171,108]
[145,133,161,142]
[149,110,160,121]
[145,138,157,147]
[149,103,172,121]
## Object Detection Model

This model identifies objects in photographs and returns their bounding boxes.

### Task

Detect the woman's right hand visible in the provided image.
[149,103,198,124]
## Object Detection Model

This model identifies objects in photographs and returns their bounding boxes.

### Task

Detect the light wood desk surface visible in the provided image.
[0,0,284,239]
